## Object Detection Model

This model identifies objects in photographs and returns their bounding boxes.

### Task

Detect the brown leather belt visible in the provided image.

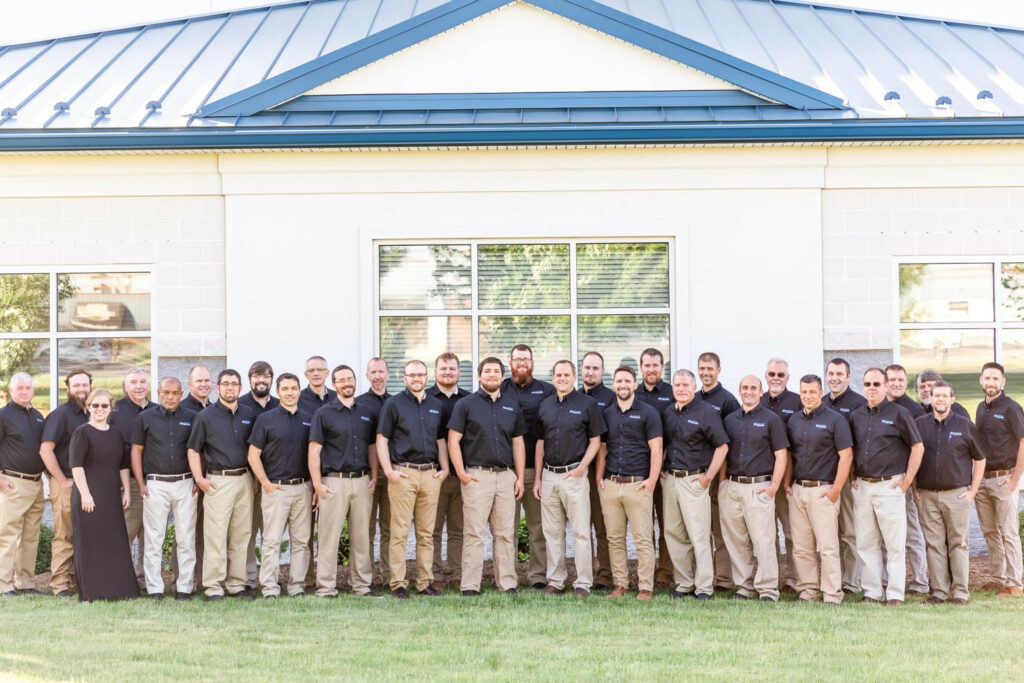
[1,469,42,482]
[271,477,309,486]
[469,465,512,473]
[324,470,369,479]
[146,473,192,482]
[857,473,902,483]
[670,467,707,478]
[795,479,832,488]
[605,474,645,483]
[984,469,1014,479]
[545,463,581,474]
[396,462,437,471]
[208,468,248,476]
[727,474,771,484]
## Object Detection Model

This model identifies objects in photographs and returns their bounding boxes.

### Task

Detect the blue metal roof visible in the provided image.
[0,0,1021,145]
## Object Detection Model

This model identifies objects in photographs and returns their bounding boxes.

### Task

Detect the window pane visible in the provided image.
[477,244,569,309]
[899,263,993,323]
[57,338,150,404]
[1001,329,1024,406]
[0,339,50,414]
[57,272,151,332]
[578,314,670,385]
[478,315,570,382]
[1001,262,1024,322]
[379,245,471,310]
[577,243,670,309]
[379,316,472,394]
[0,273,49,333]
[899,329,993,408]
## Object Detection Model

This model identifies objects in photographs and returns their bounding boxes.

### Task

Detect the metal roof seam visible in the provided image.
[9,34,102,119]
[260,2,313,83]
[192,9,275,117]
[765,1,825,75]
[317,1,350,58]
[0,40,56,94]
[730,0,781,72]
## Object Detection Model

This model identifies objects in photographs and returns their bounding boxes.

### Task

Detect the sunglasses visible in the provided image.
[767,371,787,378]
[863,381,883,388]
[89,403,111,409]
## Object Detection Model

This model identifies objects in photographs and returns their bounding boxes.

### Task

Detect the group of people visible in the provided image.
[0,345,1020,606]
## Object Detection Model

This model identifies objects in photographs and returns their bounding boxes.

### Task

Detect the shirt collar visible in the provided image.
[557,389,577,402]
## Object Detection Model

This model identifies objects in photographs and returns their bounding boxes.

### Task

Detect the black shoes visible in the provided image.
[175,592,191,602]
[204,594,224,602]
[418,585,442,597]
[531,582,545,590]
[148,593,164,601]
[670,591,694,599]
[505,588,518,595]
[695,593,712,601]
[55,590,75,598]
[18,588,45,595]
[392,587,409,600]
[461,590,480,597]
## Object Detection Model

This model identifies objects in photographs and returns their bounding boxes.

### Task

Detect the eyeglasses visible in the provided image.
[306,368,328,374]
[510,358,532,365]
[767,372,787,378]
[405,373,428,379]
[89,403,111,409]
[863,381,883,388]
[218,381,241,388]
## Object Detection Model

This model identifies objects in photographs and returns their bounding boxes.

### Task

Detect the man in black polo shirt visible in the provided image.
[428,352,470,592]
[309,364,378,598]
[825,356,866,594]
[597,365,662,600]
[696,351,740,591]
[914,381,986,606]
[248,373,313,598]
[720,375,789,602]
[39,368,91,596]
[785,375,852,604]
[181,365,214,413]
[580,350,615,589]
[130,377,197,600]
[975,362,1024,597]
[358,357,393,587]
[376,360,448,599]
[298,355,336,414]
[635,347,674,589]
[661,369,727,600]
[850,367,923,605]
[501,343,554,590]
[187,369,256,600]
[239,360,278,590]
[0,373,46,597]
[535,360,605,597]
[916,369,970,419]
[448,357,526,596]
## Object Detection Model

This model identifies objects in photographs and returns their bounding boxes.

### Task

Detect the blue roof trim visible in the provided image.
[3,117,1023,151]
[198,0,845,118]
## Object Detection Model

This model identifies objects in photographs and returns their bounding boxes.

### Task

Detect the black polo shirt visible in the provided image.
[377,390,445,465]
[849,399,922,479]
[787,406,852,482]
[923,402,970,420]
[249,406,312,481]
[760,389,801,424]
[662,400,728,471]
[602,398,662,477]
[355,390,391,424]
[636,380,673,412]
[130,406,197,476]
[238,392,280,416]
[187,401,256,470]
[310,399,377,474]
[448,389,526,469]
[41,401,89,476]
[724,405,789,478]
[500,377,555,466]
[915,413,987,490]
[0,402,45,475]
[582,383,615,410]
[976,392,1024,471]
[427,384,470,428]
[180,393,212,414]
[891,393,926,418]
[698,383,741,418]
[298,386,337,416]
[110,396,156,446]
[537,390,605,467]
[826,388,867,423]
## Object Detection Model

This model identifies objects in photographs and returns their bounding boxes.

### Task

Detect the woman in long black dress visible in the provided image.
[69,388,139,602]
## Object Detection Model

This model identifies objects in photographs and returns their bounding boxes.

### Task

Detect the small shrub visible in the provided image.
[1018,510,1023,548]
[517,517,529,563]
[35,523,54,575]
[162,524,176,571]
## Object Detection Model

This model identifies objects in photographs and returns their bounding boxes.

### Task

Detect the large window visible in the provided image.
[0,270,152,414]
[376,241,673,393]
[898,260,1024,405]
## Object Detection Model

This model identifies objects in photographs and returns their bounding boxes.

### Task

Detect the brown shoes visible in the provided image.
[886,599,902,607]
[542,585,565,595]
[980,581,1004,592]
[860,597,880,604]
[607,586,628,598]
[952,598,968,606]
[637,590,654,601]
[573,588,590,598]
[997,586,1022,598]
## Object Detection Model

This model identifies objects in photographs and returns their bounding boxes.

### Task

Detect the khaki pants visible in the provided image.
[0,475,45,593]
[316,475,373,596]
[662,474,713,595]
[905,490,929,593]
[48,476,75,593]
[598,479,654,592]
[975,474,1023,589]
[838,480,861,592]
[539,469,592,590]
[853,478,906,602]
[246,487,261,586]
[788,484,842,603]
[710,484,734,589]
[918,487,971,602]
[462,468,517,592]
[143,478,197,595]
[718,480,779,600]
[775,493,797,590]
[432,474,463,583]
[202,473,253,597]
[125,478,145,580]
[516,468,547,586]
[387,466,442,591]
[260,483,313,597]
[371,478,390,585]
[588,466,611,586]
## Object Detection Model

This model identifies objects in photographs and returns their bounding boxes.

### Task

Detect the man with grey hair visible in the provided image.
[0,373,46,596]
[916,369,969,419]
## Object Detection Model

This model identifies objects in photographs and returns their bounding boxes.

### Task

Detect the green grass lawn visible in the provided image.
[1,588,1022,680]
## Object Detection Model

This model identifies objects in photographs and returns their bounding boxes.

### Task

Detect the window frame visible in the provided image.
[0,264,155,410]
[373,238,675,390]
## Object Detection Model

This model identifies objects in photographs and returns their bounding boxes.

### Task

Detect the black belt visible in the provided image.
[271,477,309,486]
[605,474,645,483]
[469,465,512,472]
[545,462,581,474]
[146,473,193,482]
[324,469,369,479]
[985,469,1014,479]
[669,467,707,478]
[208,468,248,477]
[395,462,437,471]
[727,474,772,484]
[1,469,42,482]
[919,485,967,493]
[857,473,902,483]
[795,479,832,488]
